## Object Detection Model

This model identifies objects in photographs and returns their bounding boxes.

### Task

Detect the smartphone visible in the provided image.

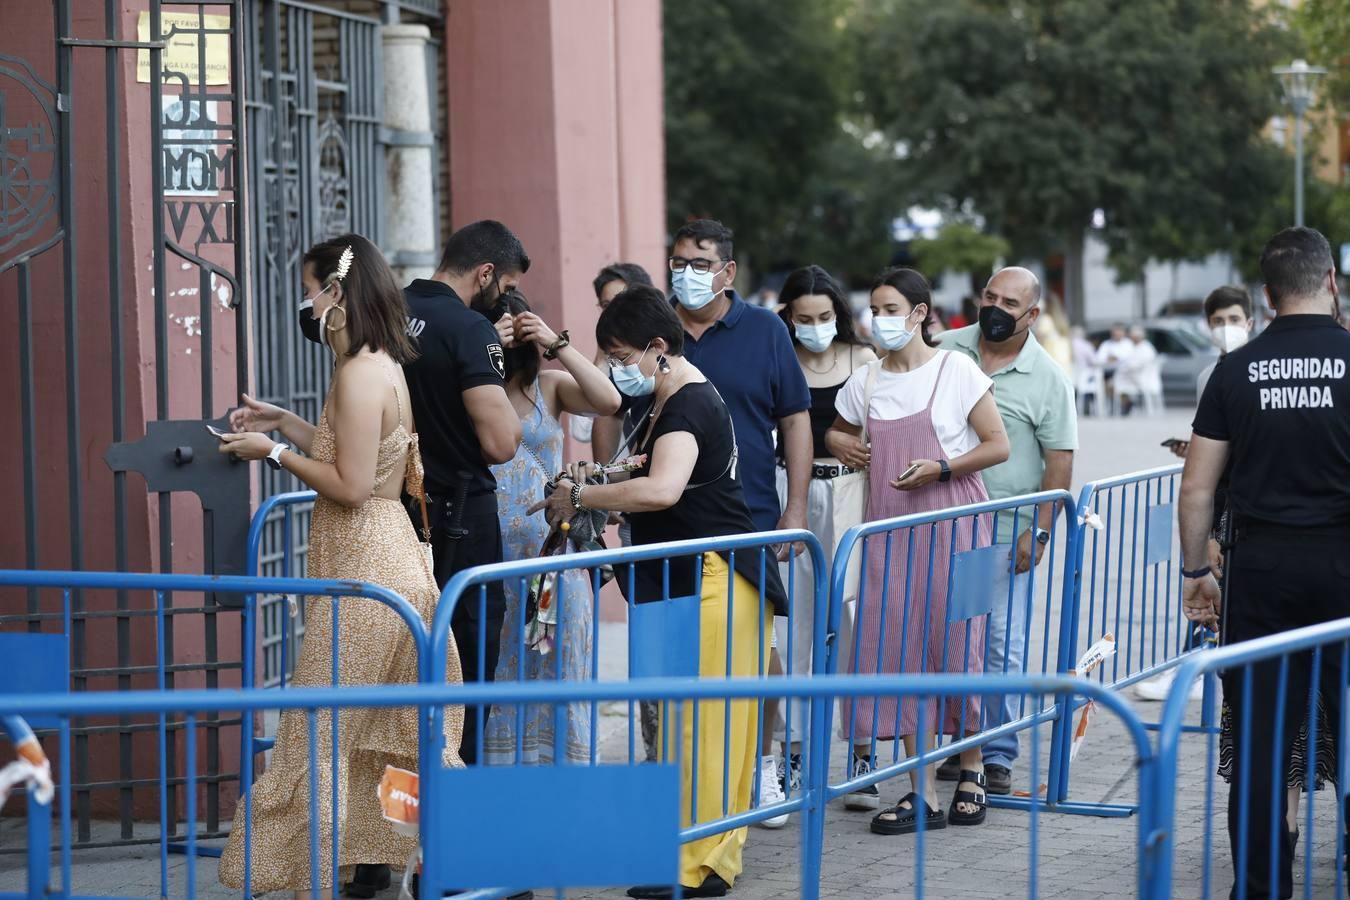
[896,462,921,482]
[206,424,229,440]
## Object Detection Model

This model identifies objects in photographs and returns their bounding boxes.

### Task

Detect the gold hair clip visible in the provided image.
[328,245,354,286]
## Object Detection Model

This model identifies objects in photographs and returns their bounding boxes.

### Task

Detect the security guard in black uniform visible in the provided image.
[1181,227,1350,900]
[403,220,526,765]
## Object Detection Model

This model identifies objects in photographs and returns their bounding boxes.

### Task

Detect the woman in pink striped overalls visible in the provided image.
[826,267,1009,837]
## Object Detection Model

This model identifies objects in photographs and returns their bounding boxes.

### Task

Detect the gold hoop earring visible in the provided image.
[326,305,347,332]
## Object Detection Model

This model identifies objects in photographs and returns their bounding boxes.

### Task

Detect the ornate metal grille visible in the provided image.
[244,0,384,686]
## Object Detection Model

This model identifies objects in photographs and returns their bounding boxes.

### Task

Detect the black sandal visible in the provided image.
[948,769,988,826]
[870,791,947,835]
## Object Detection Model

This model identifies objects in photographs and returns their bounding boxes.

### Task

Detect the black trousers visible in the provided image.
[421,489,506,765]
[1223,528,1350,900]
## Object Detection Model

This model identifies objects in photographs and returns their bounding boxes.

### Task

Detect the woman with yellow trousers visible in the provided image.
[536,284,786,898]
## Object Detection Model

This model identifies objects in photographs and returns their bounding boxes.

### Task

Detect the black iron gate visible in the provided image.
[0,0,423,849]
[243,0,384,688]
[0,0,250,846]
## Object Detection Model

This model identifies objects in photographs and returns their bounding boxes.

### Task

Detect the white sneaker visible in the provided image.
[1133,669,1203,702]
[844,753,880,811]
[756,756,789,829]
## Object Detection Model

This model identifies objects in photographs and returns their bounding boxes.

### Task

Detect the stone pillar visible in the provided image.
[382,23,438,282]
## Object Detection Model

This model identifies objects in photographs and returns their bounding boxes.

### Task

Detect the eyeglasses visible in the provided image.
[668,256,727,275]
[605,344,650,369]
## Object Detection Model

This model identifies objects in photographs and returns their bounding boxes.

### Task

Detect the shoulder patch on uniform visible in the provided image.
[487,343,505,378]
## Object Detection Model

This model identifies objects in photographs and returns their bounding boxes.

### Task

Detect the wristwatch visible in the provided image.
[1181,565,1212,580]
[265,442,288,470]
[937,459,952,483]
[1034,528,1051,546]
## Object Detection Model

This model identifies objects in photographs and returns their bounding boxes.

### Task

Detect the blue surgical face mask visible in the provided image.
[794,320,837,353]
[610,344,655,397]
[872,311,919,352]
[672,266,721,310]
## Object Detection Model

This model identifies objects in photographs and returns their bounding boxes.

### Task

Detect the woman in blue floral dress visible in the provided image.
[483,291,621,765]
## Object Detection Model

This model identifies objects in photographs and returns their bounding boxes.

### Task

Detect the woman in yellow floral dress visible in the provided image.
[216,234,464,897]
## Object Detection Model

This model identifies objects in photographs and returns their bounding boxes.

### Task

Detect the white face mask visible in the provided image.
[872,313,919,352]
[794,320,837,353]
[609,344,655,397]
[672,266,722,310]
[1210,323,1249,354]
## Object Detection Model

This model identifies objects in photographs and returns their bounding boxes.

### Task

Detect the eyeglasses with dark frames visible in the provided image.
[668,256,727,275]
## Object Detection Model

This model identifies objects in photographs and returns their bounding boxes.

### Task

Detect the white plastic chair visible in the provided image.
[1076,366,1107,417]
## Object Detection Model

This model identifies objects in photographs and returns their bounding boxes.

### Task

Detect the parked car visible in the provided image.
[1087,321,1217,408]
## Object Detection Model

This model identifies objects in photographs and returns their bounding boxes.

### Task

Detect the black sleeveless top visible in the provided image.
[806,382,847,458]
[778,345,859,461]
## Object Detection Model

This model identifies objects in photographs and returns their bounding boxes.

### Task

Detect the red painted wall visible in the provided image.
[446,0,666,621]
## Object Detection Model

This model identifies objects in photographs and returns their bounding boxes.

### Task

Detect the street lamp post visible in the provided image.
[1273,59,1327,228]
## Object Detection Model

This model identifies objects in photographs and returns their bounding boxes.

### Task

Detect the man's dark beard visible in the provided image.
[469,279,502,318]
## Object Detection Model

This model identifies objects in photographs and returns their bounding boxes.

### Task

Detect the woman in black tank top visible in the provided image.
[760,266,876,807]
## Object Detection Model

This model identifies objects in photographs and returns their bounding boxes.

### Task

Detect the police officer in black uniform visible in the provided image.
[1181,226,1350,899]
[403,220,526,763]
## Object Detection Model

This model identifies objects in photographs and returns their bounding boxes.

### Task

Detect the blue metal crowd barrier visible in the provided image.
[1054,464,1218,815]
[0,464,1231,895]
[1153,619,1350,900]
[0,664,1161,899]
[822,490,1085,813]
[1071,465,1193,695]
[426,529,831,849]
[0,570,427,898]
[244,475,1206,826]
[244,489,319,688]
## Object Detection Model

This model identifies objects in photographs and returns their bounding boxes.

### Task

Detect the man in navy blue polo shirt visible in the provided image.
[667,220,812,825]
[667,218,812,542]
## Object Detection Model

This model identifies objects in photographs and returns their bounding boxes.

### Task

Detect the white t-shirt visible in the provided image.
[834,351,994,460]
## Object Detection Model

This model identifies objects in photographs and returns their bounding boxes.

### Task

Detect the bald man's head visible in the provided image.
[978,266,1042,344]
[987,266,1041,307]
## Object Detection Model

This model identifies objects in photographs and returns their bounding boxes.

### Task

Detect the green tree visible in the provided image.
[776,122,912,284]
[855,0,1293,322]
[911,222,1011,295]
[664,0,849,275]
[1230,176,1350,283]
[1296,0,1350,111]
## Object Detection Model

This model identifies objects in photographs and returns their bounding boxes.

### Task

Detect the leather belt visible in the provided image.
[775,461,861,479]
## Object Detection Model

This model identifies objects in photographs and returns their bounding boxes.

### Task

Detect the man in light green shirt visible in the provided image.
[935,266,1077,794]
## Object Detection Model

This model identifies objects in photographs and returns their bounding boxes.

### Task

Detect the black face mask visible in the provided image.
[470,277,504,318]
[299,300,323,345]
[978,304,1027,343]
[300,281,337,345]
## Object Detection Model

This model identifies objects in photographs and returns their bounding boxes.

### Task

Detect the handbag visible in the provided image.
[830,360,878,684]
[414,480,434,572]
[408,425,435,572]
